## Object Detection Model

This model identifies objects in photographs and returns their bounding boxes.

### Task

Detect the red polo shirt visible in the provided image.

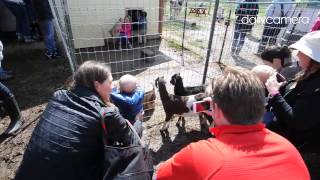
[157,123,310,180]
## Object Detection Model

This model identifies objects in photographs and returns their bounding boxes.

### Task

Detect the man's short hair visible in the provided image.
[211,66,265,125]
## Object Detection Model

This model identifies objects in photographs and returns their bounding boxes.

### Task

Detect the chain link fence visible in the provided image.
[48,0,320,129]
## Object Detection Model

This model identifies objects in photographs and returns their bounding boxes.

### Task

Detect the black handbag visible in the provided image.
[101,118,154,180]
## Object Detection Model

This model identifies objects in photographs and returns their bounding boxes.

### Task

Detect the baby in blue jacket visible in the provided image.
[111,74,144,123]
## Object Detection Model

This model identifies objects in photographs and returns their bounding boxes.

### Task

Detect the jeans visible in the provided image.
[39,19,56,54]
[119,32,131,48]
[231,30,247,53]
[2,0,31,38]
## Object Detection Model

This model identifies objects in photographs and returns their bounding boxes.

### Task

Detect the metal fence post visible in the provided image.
[181,1,188,66]
[48,0,77,73]
[202,0,220,84]
[62,0,78,70]
[218,8,232,64]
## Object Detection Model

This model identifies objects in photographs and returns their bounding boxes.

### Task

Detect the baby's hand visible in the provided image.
[135,111,144,121]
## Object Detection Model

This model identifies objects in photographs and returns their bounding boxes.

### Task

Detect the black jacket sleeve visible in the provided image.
[102,106,134,146]
[269,88,320,132]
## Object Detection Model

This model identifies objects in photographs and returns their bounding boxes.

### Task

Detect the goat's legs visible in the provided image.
[160,115,172,132]
[176,116,185,127]
[160,115,173,143]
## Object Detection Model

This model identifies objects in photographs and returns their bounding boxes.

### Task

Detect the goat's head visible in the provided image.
[155,76,166,88]
[170,73,182,85]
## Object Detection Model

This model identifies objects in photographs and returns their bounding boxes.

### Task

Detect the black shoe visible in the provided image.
[2,96,22,135]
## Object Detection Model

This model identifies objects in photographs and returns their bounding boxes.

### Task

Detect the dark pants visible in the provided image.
[257,24,281,53]
[119,32,131,48]
[2,0,31,38]
[231,30,247,54]
[39,19,57,54]
[231,19,254,54]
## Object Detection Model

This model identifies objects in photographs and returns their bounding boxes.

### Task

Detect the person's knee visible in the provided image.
[0,84,14,101]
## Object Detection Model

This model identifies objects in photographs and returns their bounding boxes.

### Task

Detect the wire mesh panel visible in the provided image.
[49,0,320,173]
[204,0,320,78]
[49,0,216,141]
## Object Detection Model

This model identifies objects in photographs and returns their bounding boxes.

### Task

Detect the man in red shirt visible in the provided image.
[157,66,310,180]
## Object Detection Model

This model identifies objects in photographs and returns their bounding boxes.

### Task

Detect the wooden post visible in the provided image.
[159,0,165,33]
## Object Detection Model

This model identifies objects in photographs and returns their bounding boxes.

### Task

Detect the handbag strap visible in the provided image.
[125,119,145,146]
[100,107,145,146]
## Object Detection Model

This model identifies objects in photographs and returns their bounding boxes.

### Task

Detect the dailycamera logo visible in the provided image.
[241,15,310,25]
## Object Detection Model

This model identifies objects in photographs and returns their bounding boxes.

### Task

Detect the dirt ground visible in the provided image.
[0,34,319,180]
[0,35,212,180]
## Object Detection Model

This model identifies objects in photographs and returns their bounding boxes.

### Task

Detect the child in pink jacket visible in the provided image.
[311,11,320,32]
[119,16,132,49]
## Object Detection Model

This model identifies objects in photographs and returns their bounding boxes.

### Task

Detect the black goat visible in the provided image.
[170,73,206,96]
[170,73,213,126]
[155,77,207,135]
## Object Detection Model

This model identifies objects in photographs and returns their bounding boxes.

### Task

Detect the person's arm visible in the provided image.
[123,90,144,106]
[110,90,144,106]
[102,106,134,145]
[269,91,320,131]
[266,75,320,131]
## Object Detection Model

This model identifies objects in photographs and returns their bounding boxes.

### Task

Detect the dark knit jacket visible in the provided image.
[15,86,133,180]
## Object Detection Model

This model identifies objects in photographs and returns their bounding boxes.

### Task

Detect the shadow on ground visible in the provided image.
[232,54,257,69]
[151,122,211,165]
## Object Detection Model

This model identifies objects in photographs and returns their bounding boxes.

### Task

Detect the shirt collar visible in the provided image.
[71,85,105,106]
[210,123,265,137]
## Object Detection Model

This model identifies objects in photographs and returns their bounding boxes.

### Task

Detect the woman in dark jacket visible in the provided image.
[15,61,135,180]
[265,31,320,153]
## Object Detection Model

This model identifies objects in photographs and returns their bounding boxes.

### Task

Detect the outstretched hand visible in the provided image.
[265,73,283,95]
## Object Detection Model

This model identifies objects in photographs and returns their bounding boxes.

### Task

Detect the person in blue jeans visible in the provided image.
[231,0,259,55]
[31,0,60,59]
[110,74,144,137]
[1,0,34,43]
[138,11,147,44]
[0,82,23,135]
